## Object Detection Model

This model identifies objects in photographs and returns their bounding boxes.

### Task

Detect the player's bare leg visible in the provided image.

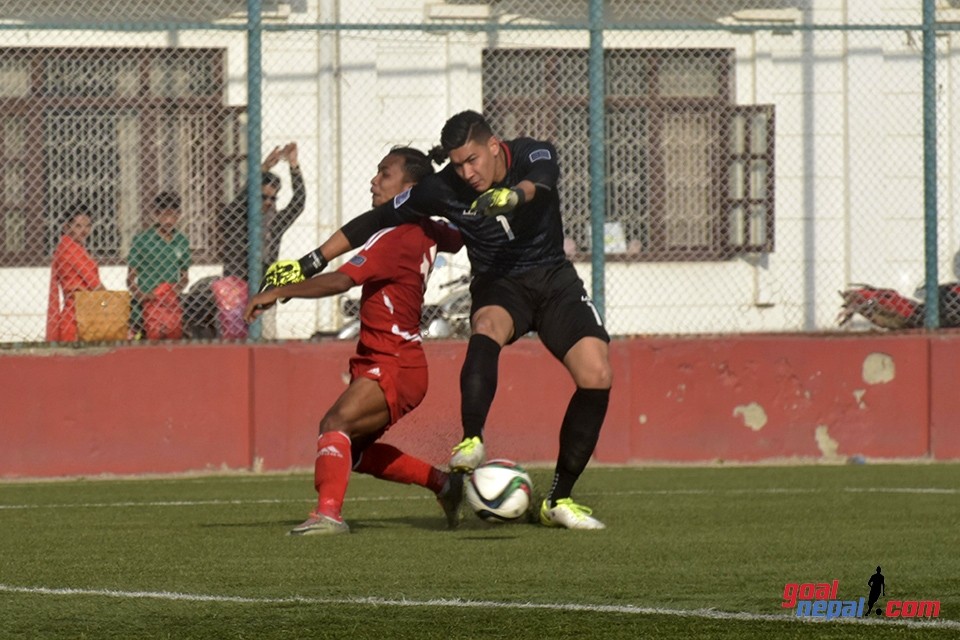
[291,378,386,535]
[292,377,460,535]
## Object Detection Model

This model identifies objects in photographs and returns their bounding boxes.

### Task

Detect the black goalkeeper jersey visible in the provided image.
[342,137,568,277]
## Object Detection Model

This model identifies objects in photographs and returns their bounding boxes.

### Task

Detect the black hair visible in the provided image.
[427,145,448,166]
[262,172,281,190]
[428,110,494,165]
[154,191,181,211]
[61,202,91,226]
[388,146,435,183]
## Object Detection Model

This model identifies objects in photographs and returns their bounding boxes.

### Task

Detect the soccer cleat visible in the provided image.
[449,436,485,473]
[436,472,465,529]
[539,498,606,530]
[288,512,350,536]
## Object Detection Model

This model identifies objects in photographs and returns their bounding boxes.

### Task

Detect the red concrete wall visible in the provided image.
[928,333,960,459]
[1,345,251,477]
[1,333,957,479]
[627,335,930,462]
[248,340,575,471]
[250,341,360,470]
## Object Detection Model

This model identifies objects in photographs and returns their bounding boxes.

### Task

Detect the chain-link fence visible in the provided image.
[1,0,956,343]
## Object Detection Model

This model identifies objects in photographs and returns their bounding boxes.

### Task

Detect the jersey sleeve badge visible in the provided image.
[529,149,552,163]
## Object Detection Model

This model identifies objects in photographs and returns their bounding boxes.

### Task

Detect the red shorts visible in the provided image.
[349,354,428,428]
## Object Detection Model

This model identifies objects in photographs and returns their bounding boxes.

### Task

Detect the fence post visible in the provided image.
[588,0,606,317]
[923,0,940,328]
[246,0,264,339]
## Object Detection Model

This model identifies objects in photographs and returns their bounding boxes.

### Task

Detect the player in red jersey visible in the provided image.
[244,147,464,535]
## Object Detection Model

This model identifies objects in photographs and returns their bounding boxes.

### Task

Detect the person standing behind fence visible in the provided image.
[221,142,305,282]
[46,204,105,341]
[219,142,305,338]
[127,192,191,340]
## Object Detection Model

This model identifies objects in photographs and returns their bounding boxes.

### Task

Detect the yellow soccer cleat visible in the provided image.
[449,436,485,473]
[539,498,606,530]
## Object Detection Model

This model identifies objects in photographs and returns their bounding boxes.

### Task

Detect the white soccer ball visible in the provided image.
[465,459,533,523]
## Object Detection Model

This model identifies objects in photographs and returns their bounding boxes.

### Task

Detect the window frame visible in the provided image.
[481,47,775,262]
[0,47,242,267]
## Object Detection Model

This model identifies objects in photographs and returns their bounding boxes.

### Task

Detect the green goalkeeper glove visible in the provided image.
[261,260,303,290]
[259,250,329,305]
[470,187,525,217]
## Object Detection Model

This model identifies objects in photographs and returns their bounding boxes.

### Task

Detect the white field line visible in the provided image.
[0,498,309,510]
[0,584,956,630]
[842,487,959,494]
[605,487,960,496]
[0,486,956,510]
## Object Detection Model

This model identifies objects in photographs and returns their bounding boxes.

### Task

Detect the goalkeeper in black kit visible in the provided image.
[264,110,612,529]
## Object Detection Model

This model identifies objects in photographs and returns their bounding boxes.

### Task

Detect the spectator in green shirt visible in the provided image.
[127,192,191,339]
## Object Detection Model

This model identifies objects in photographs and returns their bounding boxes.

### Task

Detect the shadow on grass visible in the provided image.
[197,515,531,538]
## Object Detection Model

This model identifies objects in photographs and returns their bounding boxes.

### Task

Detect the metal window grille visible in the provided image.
[0,47,244,267]
[483,47,775,261]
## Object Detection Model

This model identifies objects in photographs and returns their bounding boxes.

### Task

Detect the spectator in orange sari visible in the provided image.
[46,204,105,341]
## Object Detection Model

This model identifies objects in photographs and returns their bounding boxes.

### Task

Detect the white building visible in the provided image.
[0,1,955,341]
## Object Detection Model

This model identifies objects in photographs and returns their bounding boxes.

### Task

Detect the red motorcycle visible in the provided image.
[838,283,960,329]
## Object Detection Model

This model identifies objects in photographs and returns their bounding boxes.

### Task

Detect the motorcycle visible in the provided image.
[423,274,472,339]
[335,273,472,340]
[838,282,960,329]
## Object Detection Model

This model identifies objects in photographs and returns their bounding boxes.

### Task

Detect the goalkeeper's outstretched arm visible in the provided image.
[310,204,404,270]
[245,271,355,322]
[263,206,406,289]
[258,228,351,293]
[292,228,353,281]
[311,206,410,275]
[297,205,405,277]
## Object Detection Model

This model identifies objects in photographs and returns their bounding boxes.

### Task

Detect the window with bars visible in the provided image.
[482,48,775,261]
[0,47,246,267]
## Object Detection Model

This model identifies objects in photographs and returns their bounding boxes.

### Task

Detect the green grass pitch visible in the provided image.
[1,464,957,639]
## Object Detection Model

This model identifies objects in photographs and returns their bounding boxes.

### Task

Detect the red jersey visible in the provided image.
[337,218,463,365]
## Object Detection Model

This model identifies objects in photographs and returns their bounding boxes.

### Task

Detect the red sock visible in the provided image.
[354,442,447,495]
[313,431,352,520]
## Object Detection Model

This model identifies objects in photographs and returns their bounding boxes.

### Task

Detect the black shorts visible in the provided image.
[469,261,610,361]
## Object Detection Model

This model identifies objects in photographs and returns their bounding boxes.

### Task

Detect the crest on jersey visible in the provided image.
[348,254,367,266]
[529,149,552,163]
[393,187,412,208]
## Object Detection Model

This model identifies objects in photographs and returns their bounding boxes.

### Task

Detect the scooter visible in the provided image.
[336,274,472,340]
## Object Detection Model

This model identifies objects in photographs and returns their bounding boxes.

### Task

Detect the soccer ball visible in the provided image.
[465,459,533,523]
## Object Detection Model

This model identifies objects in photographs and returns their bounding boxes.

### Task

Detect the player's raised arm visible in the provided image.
[469,182,531,217]
[469,139,560,217]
